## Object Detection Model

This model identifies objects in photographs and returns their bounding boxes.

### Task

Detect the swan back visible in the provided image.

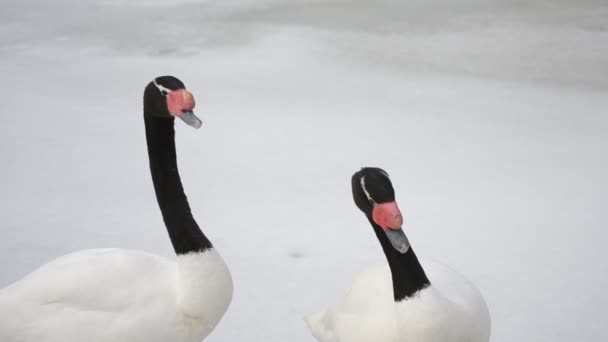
[0,248,233,342]
[306,260,490,342]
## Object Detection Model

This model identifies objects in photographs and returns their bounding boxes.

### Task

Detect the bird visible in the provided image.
[0,76,233,342]
[305,167,490,342]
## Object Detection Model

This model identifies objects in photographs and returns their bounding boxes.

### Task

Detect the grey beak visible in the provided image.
[179,111,202,129]
[385,228,410,254]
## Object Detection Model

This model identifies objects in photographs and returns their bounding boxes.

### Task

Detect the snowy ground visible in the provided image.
[1,1,607,341]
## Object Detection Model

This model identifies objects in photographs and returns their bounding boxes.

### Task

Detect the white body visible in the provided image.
[0,248,233,342]
[306,260,490,342]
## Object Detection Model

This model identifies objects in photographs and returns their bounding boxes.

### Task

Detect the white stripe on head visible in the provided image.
[360,175,376,205]
[153,79,173,95]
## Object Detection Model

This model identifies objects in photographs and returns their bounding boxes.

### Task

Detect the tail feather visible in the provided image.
[304,311,336,342]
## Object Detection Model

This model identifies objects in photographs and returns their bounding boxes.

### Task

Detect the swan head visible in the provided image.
[144,75,202,128]
[352,167,410,254]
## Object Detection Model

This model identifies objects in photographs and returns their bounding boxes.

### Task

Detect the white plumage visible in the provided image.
[0,248,232,342]
[306,260,490,342]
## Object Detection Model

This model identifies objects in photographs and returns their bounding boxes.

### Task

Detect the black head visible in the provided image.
[352,167,395,214]
[144,76,201,128]
[352,167,409,254]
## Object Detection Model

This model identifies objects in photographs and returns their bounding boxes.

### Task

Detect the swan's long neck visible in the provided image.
[144,113,212,254]
[369,217,430,302]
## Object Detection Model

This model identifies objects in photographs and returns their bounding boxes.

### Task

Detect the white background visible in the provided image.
[1,1,607,341]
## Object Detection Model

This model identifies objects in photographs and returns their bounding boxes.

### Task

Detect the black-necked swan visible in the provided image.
[0,76,233,342]
[306,167,491,342]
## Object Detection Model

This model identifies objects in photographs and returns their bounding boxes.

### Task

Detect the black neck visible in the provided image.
[144,113,212,254]
[368,216,430,301]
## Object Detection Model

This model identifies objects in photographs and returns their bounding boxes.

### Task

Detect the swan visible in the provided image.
[0,76,233,342]
[305,167,490,342]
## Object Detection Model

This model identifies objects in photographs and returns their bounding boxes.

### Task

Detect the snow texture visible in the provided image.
[1,1,607,342]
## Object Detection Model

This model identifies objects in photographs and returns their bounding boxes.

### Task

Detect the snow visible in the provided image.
[1,0,607,341]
